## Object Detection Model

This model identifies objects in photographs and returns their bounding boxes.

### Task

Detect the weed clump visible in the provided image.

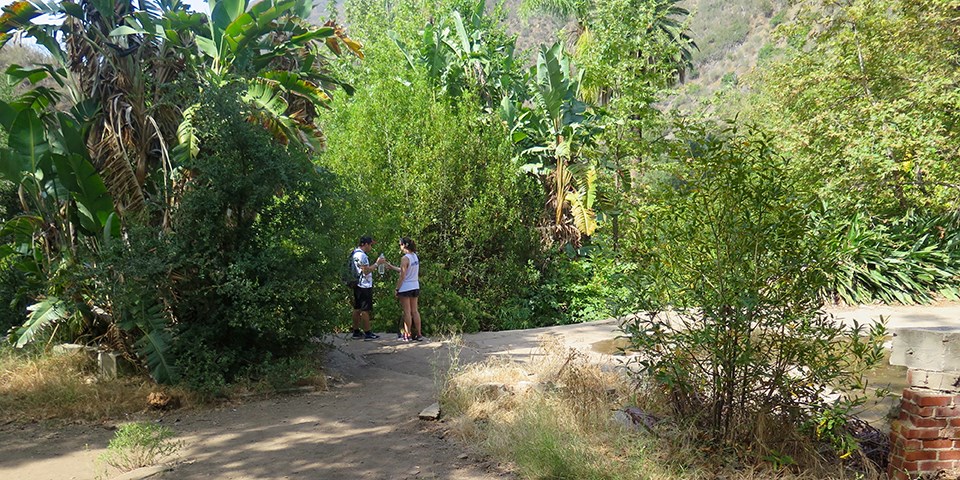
[98,422,183,472]
[439,337,877,479]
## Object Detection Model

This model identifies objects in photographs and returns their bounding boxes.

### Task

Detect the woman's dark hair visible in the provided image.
[400,237,417,253]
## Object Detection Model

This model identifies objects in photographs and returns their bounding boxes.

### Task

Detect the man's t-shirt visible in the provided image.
[352,249,373,288]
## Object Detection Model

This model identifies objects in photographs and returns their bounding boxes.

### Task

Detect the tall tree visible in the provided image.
[746,0,960,216]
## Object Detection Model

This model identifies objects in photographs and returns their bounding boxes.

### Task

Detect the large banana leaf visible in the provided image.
[172,103,200,164]
[15,296,67,348]
[9,108,49,173]
[118,299,178,383]
[52,153,114,234]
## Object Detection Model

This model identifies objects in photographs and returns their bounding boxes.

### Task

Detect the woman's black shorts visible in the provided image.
[397,289,419,298]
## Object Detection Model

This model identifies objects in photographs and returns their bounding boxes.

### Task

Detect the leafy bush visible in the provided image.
[93,87,350,390]
[0,257,27,336]
[624,123,886,443]
[166,88,346,388]
[498,249,642,330]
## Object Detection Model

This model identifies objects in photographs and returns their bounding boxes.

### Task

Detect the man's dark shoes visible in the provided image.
[351,329,363,339]
[363,331,380,341]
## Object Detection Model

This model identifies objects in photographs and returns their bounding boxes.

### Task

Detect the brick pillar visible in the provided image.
[887,370,960,480]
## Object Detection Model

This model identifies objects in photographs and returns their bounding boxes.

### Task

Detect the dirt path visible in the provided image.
[2,304,958,480]
[0,334,518,480]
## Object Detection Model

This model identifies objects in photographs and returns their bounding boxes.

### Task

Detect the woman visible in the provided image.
[388,237,421,341]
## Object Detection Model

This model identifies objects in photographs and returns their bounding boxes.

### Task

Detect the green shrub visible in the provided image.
[169,88,344,385]
[770,9,787,28]
[496,249,642,330]
[0,257,27,336]
[95,86,350,389]
[624,123,885,444]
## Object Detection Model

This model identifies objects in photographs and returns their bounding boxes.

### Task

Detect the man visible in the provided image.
[350,236,384,340]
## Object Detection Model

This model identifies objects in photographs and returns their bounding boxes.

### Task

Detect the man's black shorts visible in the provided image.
[353,286,373,312]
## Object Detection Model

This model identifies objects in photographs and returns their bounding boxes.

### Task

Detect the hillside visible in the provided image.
[668,0,789,113]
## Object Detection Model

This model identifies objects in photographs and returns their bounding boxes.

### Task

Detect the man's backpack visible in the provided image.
[340,249,361,288]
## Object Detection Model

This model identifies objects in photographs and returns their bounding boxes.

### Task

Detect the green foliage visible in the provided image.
[163,87,344,388]
[502,41,600,244]
[747,0,960,216]
[824,210,960,304]
[806,405,859,460]
[623,123,886,443]
[93,223,179,383]
[499,250,640,330]
[320,34,541,332]
[99,422,182,472]
[720,72,737,86]
[0,255,26,335]
[390,0,525,109]
[769,9,787,28]
[745,0,960,304]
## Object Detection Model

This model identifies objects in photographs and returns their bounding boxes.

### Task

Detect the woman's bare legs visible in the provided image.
[400,296,413,338]
[410,296,421,337]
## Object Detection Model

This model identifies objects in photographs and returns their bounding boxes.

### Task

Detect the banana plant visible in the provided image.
[501,42,599,244]
[390,0,524,109]
[0,84,117,344]
[126,0,365,158]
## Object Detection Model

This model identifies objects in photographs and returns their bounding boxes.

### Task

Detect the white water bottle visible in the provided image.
[377,253,385,276]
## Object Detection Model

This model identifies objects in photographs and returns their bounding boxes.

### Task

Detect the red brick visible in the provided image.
[922,439,955,449]
[903,389,920,402]
[901,427,944,439]
[887,469,910,480]
[905,450,939,461]
[898,438,925,450]
[898,460,920,472]
[938,450,960,461]
[919,460,960,471]
[902,402,937,416]
[913,417,949,428]
[917,395,953,408]
[951,418,960,427]
[935,406,960,417]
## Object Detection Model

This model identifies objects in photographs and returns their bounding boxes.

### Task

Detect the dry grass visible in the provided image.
[0,347,189,422]
[439,336,880,480]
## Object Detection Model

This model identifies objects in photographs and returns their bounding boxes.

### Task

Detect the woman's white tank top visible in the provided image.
[398,253,420,292]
